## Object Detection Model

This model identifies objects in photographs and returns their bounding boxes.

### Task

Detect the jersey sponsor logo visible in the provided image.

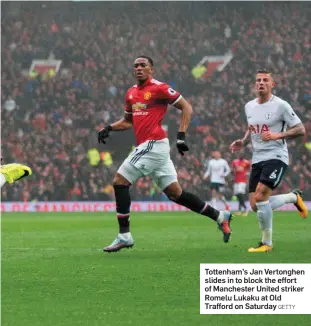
[132,102,147,111]
[236,165,245,172]
[265,113,272,120]
[168,88,176,95]
[133,111,148,116]
[132,102,148,116]
[249,124,269,134]
[144,92,152,100]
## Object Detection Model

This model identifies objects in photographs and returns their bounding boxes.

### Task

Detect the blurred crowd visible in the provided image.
[1,2,311,202]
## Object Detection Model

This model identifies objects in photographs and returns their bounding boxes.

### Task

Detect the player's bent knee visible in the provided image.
[254,192,267,204]
[165,191,181,202]
[113,173,131,187]
[163,182,182,202]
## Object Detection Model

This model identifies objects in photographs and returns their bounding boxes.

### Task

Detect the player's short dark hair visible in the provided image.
[257,69,272,76]
[136,55,154,66]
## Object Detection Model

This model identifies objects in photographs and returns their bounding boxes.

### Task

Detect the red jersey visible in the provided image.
[125,78,182,145]
[232,159,251,183]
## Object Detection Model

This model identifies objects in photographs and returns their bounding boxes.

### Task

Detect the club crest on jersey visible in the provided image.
[144,92,152,100]
[265,113,272,120]
[132,102,147,111]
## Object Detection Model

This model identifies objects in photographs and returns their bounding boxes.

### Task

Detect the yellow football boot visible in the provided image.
[0,163,32,184]
[248,242,273,253]
[292,189,308,219]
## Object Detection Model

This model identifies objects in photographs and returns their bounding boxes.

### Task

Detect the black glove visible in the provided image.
[98,125,113,144]
[176,132,189,156]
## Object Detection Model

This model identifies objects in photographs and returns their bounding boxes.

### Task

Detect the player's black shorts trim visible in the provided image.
[249,159,288,193]
[210,182,225,193]
[130,140,156,164]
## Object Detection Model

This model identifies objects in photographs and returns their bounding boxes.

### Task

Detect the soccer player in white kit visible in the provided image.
[203,151,231,210]
[230,69,308,252]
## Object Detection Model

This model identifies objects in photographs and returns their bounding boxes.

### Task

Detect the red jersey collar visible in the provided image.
[137,77,152,88]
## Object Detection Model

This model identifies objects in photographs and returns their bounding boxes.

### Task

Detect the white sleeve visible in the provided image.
[223,160,231,177]
[281,101,302,128]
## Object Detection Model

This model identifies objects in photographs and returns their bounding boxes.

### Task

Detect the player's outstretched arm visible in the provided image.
[230,130,250,152]
[174,97,193,155]
[110,112,133,131]
[241,129,250,143]
[262,123,306,141]
[98,113,133,144]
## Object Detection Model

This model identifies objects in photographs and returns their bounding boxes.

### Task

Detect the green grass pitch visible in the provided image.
[1,211,310,326]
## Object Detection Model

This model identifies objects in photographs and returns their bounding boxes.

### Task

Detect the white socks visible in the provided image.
[217,211,224,224]
[0,173,6,188]
[262,229,273,246]
[256,201,273,246]
[119,232,132,240]
[269,193,297,210]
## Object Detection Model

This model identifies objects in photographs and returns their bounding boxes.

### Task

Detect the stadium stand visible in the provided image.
[1,2,310,201]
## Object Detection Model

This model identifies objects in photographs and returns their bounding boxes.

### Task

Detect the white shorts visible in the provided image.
[117,138,177,190]
[234,182,247,195]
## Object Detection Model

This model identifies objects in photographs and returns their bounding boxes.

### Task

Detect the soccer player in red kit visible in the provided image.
[232,155,251,216]
[98,56,232,252]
